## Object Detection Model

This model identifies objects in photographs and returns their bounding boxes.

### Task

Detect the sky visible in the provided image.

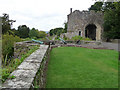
[0,0,96,31]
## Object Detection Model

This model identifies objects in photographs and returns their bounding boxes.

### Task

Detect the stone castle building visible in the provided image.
[65,8,104,41]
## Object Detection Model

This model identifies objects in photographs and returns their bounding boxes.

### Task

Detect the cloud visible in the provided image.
[0,0,95,31]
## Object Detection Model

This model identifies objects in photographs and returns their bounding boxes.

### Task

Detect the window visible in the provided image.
[79,31,81,36]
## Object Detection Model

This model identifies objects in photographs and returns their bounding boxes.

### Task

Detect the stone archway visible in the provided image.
[85,24,97,40]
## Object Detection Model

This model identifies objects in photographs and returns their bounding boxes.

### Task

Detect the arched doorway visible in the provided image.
[85,24,97,40]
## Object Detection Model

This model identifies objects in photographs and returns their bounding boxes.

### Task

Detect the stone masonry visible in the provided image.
[2,45,49,89]
[65,9,104,41]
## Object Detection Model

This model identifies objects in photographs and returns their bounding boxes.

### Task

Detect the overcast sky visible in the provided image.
[0,0,95,31]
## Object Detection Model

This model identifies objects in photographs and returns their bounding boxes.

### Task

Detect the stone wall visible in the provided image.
[14,41,39,59]
[66,10,104,41]
[2,45,49,89]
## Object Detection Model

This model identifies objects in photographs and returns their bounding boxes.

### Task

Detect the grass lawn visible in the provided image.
[46,47,118,88]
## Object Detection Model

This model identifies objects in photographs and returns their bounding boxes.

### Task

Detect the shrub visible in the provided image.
[29,28,38,38]
[72,36,83,41]
[37,31,47,38]
[22,38,32,41]
[83,37,92,41]
[71,36,92,41]
[2,33,21,60]
[1,45,39,83]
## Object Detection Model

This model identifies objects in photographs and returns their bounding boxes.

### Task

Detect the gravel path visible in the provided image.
[101,42,119,51]
[80,42,119,51]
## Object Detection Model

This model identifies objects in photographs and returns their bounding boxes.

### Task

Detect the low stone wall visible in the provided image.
[2,45,49,89]
[50,43,115,50]
[109,39,119,43]
[31,45,50,88]
[42,40,101,45]
[14,41,39,59]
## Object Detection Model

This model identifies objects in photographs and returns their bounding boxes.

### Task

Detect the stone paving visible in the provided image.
[101,42,119,51]
[52,41,119,51]
[2,45,49,88]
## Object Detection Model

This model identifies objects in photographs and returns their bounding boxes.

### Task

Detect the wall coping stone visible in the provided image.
[2,45,49,88]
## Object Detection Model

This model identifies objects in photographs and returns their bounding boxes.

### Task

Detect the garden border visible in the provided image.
[2,45,49,89]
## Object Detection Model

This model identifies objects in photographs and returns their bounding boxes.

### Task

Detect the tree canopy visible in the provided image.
[29,28,38,38]
[89,1,120,39]
[89,2,103,12]
[17,25,30,38]
[49,27,64,36]
[37,31,47,38]
[49,22,68,36]
[1,13,16,34]
[103,2,120,39]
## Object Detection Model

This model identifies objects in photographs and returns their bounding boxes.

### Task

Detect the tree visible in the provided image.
[103,2,115,11]
[49,27,64,36]
[2,13,16,34]
[37,31,47,38]
[2,33,21,59]
[29,28,38,38]
[17,25,30,38]
[49,29,54,36]
[64,22,67,33]
[89,1,120,39]
[89,2,103,12]
[103,2,120,39]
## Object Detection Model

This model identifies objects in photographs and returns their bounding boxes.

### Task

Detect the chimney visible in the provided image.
[70,8,72,13]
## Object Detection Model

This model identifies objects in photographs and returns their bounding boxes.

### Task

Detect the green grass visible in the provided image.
[46,47,118,88]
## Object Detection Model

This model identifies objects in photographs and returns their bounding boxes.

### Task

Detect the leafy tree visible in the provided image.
[29,28,38,38]
[1,13,16,34]
[49,21,67,36]
[49,27,64,36]
[37,31,47,38]
[49,29,54,36]
[103,2,115,11]
[89,1,120,39]
[89,2,103,12]
[17,25,30,38]
[64,22,67,33]
[11,28,19,36]
[2,33,21,59]
[103,2,120,39]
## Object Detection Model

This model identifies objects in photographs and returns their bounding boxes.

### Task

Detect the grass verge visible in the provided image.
[46,47,118,88]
